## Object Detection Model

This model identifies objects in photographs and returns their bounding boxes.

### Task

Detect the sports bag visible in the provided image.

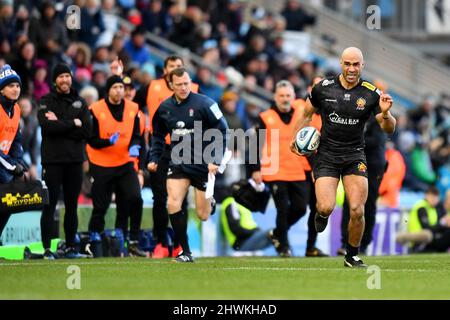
[0,178,49,214]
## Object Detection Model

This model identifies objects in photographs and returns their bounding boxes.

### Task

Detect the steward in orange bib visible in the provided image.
[133,55,199,258]
[249,80,309,257]
[114,75,147,257]
[0,64,27,237]
[86,75,146,257]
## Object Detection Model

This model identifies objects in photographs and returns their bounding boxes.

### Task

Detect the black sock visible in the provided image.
[172,213,188,248]
[169,210,190,255]
[346,243,359,257]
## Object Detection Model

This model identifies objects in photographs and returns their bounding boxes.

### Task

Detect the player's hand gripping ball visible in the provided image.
[295,126,320,156]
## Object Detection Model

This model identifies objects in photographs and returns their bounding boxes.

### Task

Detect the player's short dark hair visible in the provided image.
[169,67,188,82]
[426,185,440,196]
[164,55,184,68]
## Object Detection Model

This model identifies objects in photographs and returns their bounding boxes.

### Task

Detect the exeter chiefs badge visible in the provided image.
[357,162,367,173]
[356,97,366,110]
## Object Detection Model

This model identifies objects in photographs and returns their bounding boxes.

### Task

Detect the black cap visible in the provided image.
[123,76,135,88]
[105,75,124,94]
[52,63,72,82]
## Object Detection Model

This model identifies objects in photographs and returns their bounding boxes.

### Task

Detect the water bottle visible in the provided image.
[115,228,125,257]
[74,233,81,253]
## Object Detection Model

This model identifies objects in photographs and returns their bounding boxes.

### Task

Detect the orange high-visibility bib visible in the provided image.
[0,103,20,155]
[86,99,138,167]
[260,104,307,181]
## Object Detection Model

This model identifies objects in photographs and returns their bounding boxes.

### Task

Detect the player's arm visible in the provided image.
[290,98,317,156]
[375,93,396,134]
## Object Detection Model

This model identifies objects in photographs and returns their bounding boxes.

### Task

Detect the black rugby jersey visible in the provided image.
[309,75,382,155]
[150,92,229,176]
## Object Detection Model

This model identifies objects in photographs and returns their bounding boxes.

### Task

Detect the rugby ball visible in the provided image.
[295,126,320,155]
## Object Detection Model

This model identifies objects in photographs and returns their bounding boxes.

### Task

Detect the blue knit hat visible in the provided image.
[0,64,22,91]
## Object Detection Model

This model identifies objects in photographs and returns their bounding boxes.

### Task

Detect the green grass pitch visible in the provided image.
[0,254,449,299]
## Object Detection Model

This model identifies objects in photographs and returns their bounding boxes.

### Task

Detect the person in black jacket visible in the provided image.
[38,63,92,259]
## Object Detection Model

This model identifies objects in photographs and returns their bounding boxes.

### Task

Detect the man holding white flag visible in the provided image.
[148,68,229,262]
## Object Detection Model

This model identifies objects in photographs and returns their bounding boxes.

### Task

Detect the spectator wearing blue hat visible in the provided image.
[0,64,28,237]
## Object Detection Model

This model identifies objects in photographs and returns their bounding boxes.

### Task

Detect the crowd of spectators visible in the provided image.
[0,0,448,205]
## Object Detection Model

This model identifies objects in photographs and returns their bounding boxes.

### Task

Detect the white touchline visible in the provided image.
[0,262,439,273]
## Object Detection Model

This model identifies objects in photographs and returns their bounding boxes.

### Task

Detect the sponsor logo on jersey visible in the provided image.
[357,162,367,172]
[173,121,194,135]
[322,79,335,86]
[361,81,376,91]
[344,94,351,101]
[189,108,194,117]
[328,112,359,125]
[325,98,337,102]
[356,97,366,110]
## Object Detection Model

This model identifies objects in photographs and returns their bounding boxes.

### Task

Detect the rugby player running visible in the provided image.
[291,47,396,267]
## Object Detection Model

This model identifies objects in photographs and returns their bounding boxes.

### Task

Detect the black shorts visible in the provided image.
[167,165,208,191]
[313,150,368,180]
